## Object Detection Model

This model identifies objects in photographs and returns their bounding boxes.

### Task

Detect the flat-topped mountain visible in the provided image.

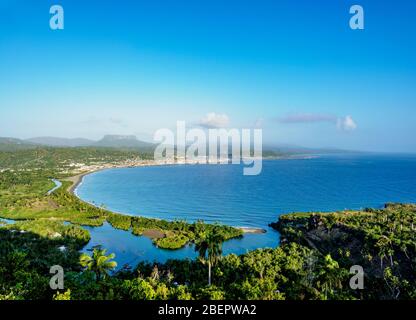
[94,135,155,149]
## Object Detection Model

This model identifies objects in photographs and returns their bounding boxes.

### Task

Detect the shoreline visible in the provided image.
[63,161,268,234]
[62,153,319,195]
[64,170,99,194]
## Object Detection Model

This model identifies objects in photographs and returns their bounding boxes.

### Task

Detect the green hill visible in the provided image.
[0,137,38,151]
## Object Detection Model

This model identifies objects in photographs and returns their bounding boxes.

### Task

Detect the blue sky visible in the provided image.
[0,0,415,152]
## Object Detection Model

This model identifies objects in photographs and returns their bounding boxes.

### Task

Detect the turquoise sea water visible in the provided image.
[77,154,416,268]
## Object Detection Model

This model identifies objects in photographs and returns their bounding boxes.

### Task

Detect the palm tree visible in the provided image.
[80,246,117,280]
[376,235,392,270]
[194,227,224,286]
[317,254,343,299]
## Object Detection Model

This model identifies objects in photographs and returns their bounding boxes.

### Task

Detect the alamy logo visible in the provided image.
[153,121,263,175]
[50,5,64,30]
[349,5,364,30]
[49,265,64,290]
[349,265,364,289]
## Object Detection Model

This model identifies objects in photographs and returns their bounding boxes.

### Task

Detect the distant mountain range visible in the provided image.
[93,135,154,149]
[0,135,362,155]
[0,137,39,151]
[26,137,94,147]
[0,135,155,151]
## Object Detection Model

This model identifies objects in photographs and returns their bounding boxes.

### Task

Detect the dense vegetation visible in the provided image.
[272,203,416,299]
[108,213,242,249]
[1,147,416,300]
[0,223,350,300]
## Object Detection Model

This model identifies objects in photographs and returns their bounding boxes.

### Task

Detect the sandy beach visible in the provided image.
[64,170,98,194]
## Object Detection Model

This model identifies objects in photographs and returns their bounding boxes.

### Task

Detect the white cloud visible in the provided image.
[199,112,229,128]
[337,115,357,131]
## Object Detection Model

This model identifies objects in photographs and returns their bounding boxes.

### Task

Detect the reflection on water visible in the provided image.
[83,222,279,269]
